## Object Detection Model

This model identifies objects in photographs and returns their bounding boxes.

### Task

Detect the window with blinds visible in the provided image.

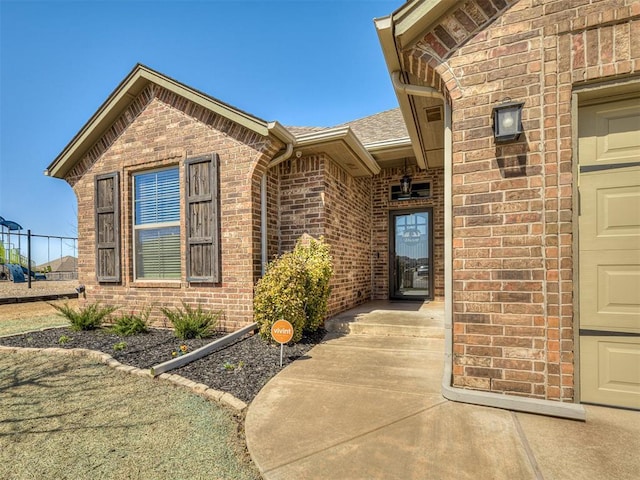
[133,168,180,280]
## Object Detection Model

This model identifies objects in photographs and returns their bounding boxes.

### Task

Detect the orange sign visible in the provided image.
[271,319,294,344]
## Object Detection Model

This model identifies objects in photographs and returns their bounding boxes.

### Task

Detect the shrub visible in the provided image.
[160,302,220,340]
[254,236,333,343]
[48,302,117,331]
[111,308,151,336]
[254,253,307,342]
[298,237,333,333]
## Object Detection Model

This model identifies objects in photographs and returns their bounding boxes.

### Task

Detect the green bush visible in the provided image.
[160,302,220,340]
[254,236,333,343]
[49,302,117,331]
[298,237,333,332]
[111,307,151,336]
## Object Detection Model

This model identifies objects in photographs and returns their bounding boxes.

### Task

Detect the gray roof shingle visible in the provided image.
[286,108,407,145]
[338,108,408,145]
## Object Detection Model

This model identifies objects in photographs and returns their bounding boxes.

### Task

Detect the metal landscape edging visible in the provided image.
[150,322,258,377]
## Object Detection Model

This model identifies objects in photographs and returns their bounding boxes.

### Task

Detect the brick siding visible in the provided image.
[273,155,372,317]
[67,85,280,331]
[67,82,384,333]
[323,159,372,315]
[399,0,639,401]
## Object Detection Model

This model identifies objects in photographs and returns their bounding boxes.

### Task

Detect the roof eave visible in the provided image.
[46,64,275,179]
[364,137,412,151]
[375,16,428,170]
[365,137,414,158]
[295,127,381,177]
[267,121,297,146]
[392,0,460,49]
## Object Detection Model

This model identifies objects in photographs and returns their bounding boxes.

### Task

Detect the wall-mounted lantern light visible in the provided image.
[492,100,524,143]
[400,158,412,196]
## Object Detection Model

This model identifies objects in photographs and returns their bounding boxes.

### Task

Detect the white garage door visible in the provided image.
[579,96,640,410]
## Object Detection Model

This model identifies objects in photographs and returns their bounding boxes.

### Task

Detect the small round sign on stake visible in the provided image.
[271,319,294,344]
[271,319,294,367]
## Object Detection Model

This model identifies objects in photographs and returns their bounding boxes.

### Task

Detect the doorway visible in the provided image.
[390,209,432,300]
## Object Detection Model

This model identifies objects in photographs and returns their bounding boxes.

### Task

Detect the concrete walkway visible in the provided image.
[245,301,640,480]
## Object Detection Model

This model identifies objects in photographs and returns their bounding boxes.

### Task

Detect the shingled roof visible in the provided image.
[287,108,408,146]
[338,108,408,145]
[286,125,329,136]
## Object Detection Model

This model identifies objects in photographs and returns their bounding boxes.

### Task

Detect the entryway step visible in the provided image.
[325,302,445,339]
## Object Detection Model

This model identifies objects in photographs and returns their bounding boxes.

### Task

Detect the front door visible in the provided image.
[390,209,432,300]
[578,96,640,410]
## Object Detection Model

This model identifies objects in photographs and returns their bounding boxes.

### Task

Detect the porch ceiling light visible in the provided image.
[492,100,524,143]
[400,158,412,196]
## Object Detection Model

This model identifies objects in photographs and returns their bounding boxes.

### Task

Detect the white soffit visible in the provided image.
[294,127,381,177]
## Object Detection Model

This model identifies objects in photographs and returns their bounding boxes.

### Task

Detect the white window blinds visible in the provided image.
[133,168,180,280]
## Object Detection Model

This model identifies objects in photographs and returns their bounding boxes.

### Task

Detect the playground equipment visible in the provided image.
[0,215,77,287]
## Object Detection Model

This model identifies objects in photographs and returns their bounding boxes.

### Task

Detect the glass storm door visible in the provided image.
[390,210,432,300]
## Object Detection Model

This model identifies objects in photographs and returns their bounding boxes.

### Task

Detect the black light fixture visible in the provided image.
[400,158,412,197]
[492,100,524,143]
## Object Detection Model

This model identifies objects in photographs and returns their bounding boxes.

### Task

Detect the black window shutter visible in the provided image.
[95,172,121,282]
[185,154,220,282]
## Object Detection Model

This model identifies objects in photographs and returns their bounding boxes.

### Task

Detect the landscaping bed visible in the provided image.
[0,326,325,403]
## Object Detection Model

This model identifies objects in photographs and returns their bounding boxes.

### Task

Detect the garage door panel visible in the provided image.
[579,96,640,409]
[580,251,640,332]
[578,99,640,167]
[579,168,640,251]
[580,336,640,410]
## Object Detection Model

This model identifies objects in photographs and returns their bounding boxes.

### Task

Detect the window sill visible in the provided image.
[132,281,182,289]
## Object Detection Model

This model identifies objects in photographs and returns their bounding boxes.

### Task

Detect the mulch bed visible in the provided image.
[0,327,325,403]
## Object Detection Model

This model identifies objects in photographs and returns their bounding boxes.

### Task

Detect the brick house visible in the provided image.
[376,0,639,416]
[45,64,442,330]
[46,0,639,419]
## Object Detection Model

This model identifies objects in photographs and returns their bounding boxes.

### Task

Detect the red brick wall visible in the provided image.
[66,85,280,331]
[371,166,445,300]
[273,154,373,317]
[265,168,280,265]
[276,156,325,252]
[400,0,639,401]
[323,159,372,315]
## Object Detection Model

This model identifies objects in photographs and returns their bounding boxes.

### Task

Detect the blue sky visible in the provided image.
[0,0,401,262]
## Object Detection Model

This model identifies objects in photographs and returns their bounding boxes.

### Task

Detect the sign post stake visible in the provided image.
[271,319,294,368]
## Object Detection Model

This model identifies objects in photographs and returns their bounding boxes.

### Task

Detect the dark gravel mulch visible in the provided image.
[0,327,325,403]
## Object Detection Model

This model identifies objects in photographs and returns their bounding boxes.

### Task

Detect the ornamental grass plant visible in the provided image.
[160,301,220,340]
[48,301,117,331]
[111,307,151,336]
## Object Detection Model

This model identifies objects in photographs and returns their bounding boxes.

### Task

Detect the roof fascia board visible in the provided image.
[393,0,460,49]
[342,131,381,176]
[46,64,274,179]
[46,68,145,178]
[267,121,297,145]
[365,137,415,159]
[296,127,381,176]
[364,137,411,150]
[294,126,352,145]
[375,16,428,169]
[142,67,270,135]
